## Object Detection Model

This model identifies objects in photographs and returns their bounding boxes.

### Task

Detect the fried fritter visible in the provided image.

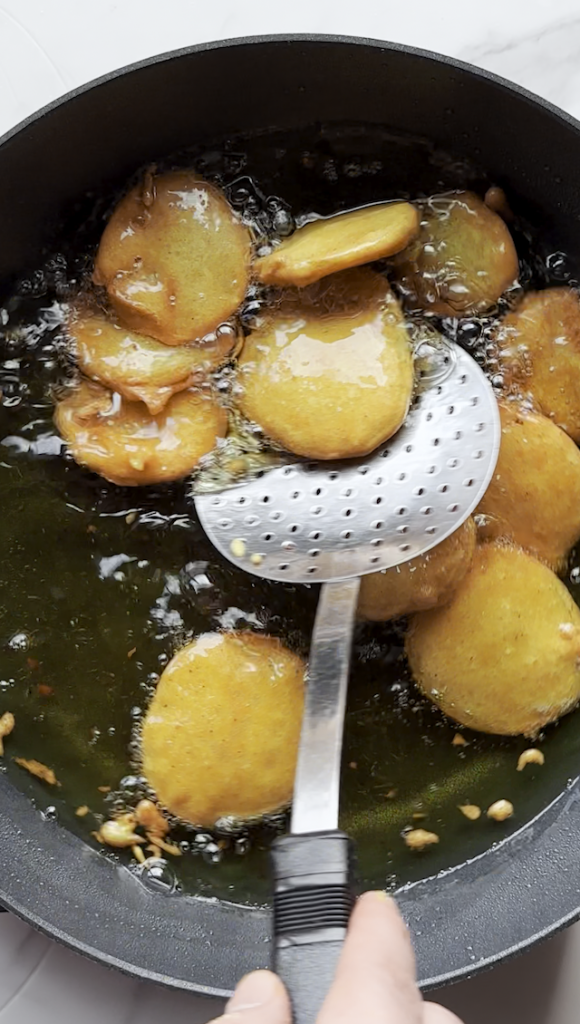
[69,307,238,414]
[358,517,476,621]
[55,379,227,486]
[392,191,519,316]
[94,170,252,345]
[476,401,580,570]
[236,268,413,459]
[255,202,419,287]
[407,543,580,736]
[141,631,305,826]
[496,287,580,442]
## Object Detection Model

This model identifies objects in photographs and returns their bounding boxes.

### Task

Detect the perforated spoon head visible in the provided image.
[194,341,500,584]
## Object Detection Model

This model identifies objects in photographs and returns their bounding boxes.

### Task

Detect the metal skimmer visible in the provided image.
[194,338,500,1024]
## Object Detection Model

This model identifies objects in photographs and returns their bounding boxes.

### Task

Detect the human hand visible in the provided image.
[211,891,463,1024]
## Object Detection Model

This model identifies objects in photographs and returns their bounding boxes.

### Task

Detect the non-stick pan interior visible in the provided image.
[2,35,580,995]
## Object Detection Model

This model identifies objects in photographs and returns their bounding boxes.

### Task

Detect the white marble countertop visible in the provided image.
[2,2,580,1022]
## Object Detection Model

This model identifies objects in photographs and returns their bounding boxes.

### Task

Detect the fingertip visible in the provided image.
[353,890,412,944]
[424,1001,466,1024]
[226,969,290,1015]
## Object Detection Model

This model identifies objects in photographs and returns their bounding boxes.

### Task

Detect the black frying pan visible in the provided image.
[1,33,580,1000]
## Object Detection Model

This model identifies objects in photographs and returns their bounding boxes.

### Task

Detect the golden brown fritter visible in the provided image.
[255,202,420,287]
[236,268,413,459]
[496,287,580,441]
[357,517,476,621]
[141,631,306,826]
[69,307,239,414]
[392,191,519,316]
[406,543,580,736]
[94,170,252,346]
[476,401,580,570]
[54,379,227,486]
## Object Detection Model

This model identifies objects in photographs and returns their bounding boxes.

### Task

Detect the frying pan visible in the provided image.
[1,32,580,999]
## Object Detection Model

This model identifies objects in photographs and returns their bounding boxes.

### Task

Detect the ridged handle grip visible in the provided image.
[271,831,355,1024]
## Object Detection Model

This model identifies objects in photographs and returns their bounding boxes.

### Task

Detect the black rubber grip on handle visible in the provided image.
[271,831,356,1024]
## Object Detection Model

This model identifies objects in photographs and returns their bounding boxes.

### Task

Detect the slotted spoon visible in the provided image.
[194,337,500,1024]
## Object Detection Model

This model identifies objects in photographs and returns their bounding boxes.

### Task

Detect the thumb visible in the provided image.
[210,970,291,1024]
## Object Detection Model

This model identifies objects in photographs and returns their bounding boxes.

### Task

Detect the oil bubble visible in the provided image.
[546,251,571,280]
[138,859,177,895]
[202,842,223,865]
[8,632,29,651]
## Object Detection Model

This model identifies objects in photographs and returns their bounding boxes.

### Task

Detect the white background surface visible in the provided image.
[2,2,580,1021]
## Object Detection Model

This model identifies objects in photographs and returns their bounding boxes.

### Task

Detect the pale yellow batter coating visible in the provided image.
[236,268,413,460]
[141,631,306,826]
[54,379,227,486]
[393,191,519,316]
[407,543,580,736]
[477,401,580,571]
[358,517,476,621]
[94,170,252,346]
[496,287,580,442]
[69,307,239,414]
[255,202,420,287]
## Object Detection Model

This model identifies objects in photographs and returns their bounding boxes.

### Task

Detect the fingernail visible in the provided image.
[226,970,280,1013]
[372,889,391,902]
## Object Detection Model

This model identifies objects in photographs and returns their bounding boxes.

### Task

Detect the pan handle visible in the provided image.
[271,830,355,1024]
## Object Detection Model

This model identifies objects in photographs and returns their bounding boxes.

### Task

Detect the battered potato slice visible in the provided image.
[496,288,580,441]
[357,517,476,621]
[141,631,305,826]
[407,543,580,736]
[477,401,580,570]
[236,268,413,459]
[255,202,420,287]
[54,379,227,486]
[392,191,519,316]
[69,308,239,414]
[94,170,252,346]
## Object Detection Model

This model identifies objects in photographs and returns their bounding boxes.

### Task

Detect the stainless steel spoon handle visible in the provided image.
[272,578,359,1024]
[291,577,360,835]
